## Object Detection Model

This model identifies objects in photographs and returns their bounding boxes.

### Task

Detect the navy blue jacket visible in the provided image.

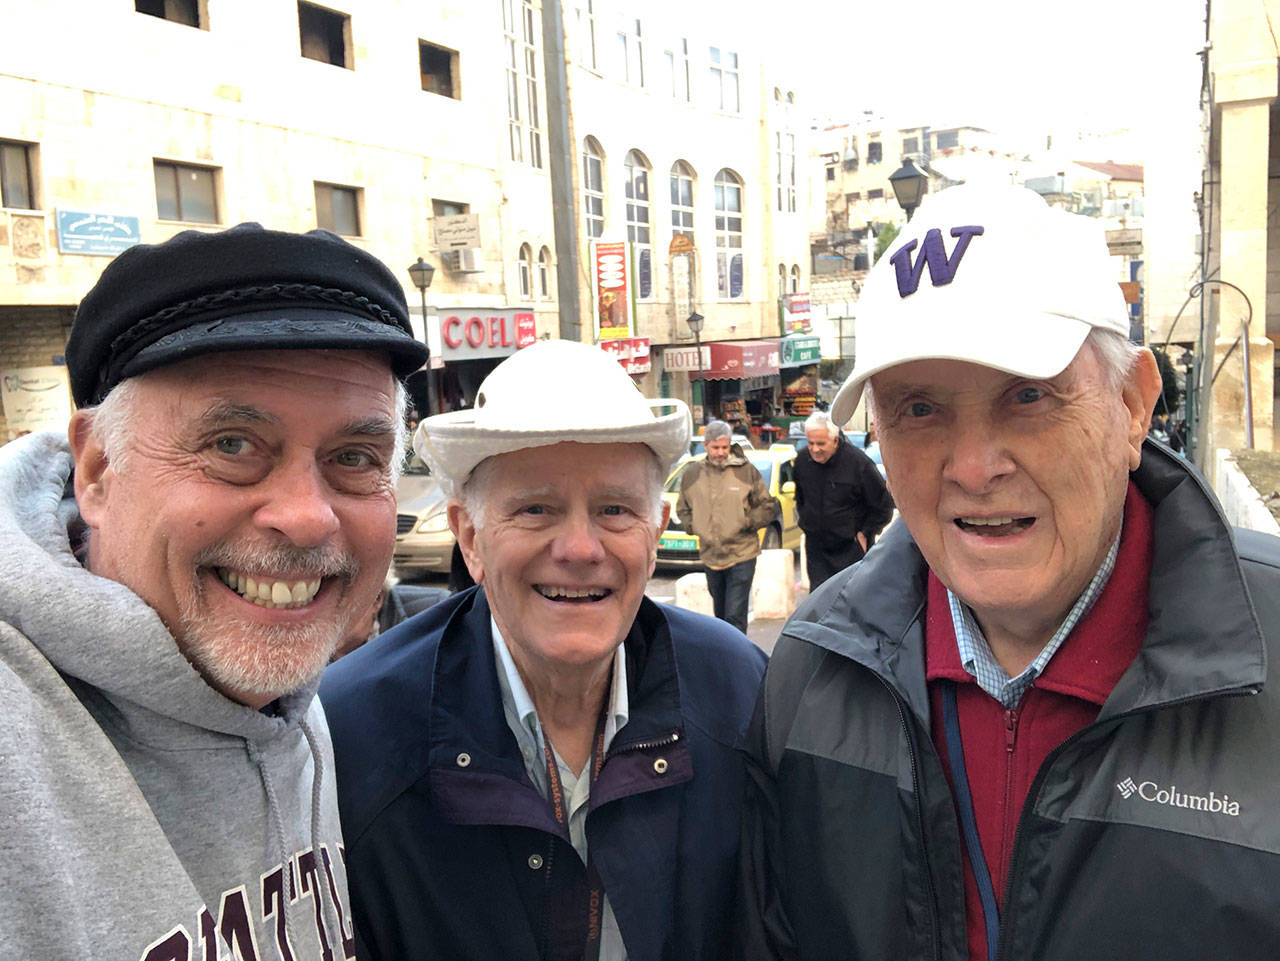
[321,586,767,961]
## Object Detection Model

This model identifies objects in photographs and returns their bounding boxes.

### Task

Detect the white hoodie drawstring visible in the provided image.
[247,738,299,958]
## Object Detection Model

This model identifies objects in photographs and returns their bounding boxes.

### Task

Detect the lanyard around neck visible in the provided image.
[541,699,610,961]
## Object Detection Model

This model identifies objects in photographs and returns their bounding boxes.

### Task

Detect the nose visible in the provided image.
[252,455,342,547]
[940,415,1015,495]
[549,509,606,565]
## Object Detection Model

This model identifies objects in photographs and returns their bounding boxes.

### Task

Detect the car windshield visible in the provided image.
[665,455,776,492]
[747,456,773,487]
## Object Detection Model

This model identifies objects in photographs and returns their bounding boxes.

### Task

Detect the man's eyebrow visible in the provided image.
[341,416,401,440]
[196,402,280,428]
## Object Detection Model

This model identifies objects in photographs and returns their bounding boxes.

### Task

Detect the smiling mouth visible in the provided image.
[216,568,323,609]
[954,516,1035,537]
[534,585,612,603]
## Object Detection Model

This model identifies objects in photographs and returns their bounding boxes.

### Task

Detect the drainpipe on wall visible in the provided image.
[540,0,582,342]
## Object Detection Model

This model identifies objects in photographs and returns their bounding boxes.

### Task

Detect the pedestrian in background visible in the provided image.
[793,409,894,588]
[677,420,780,633]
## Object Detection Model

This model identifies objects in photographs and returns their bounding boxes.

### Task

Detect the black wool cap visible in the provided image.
[66,223,429,406]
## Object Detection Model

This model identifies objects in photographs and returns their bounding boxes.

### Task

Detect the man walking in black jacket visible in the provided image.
[793,410,893,587]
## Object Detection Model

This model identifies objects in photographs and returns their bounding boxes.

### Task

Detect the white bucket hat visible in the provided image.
[831,183,1130,425]
[415,339,691,490]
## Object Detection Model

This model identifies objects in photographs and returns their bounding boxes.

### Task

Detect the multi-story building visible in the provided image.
[0,0,811,441]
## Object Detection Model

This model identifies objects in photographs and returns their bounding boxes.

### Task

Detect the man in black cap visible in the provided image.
[0,224,426,960]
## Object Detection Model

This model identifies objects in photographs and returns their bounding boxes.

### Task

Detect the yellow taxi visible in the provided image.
[657,444,801,569]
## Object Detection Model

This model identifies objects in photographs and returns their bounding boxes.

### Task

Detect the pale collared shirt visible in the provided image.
[492,617,630,961]
[947,530,1122,710]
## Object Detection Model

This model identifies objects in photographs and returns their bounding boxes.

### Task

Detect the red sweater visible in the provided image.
[926,482,1154,961]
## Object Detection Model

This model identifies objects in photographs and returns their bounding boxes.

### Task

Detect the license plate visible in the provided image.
[659,533,698,551]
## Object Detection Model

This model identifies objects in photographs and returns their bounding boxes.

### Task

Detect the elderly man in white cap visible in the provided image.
[322,340,767,961]
[739,184,1280,961]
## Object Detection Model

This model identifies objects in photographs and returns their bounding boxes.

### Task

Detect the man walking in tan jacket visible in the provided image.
[677,420,780,633]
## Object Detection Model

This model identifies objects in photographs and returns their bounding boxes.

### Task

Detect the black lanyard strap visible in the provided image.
[541,702,610,961]
[941,679,1000,961]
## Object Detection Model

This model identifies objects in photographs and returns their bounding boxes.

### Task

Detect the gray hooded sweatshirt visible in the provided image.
[0,431,355,961]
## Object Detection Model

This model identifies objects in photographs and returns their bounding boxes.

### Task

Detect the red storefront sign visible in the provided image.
[663,340,780,379]
[597,337,651,374]
[440,309,536,360]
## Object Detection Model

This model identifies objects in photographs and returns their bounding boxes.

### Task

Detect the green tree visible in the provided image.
[873,222,900,263]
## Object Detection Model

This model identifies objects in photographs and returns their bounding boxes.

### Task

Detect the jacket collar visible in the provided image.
[428,588,691,828]
[782,441,1267,723]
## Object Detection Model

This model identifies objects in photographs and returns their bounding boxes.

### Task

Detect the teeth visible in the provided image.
[960,516,1017,526]
[536,586,607,601]
[216,568,324,609]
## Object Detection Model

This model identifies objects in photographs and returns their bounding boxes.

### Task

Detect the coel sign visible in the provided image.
[440,309,537,361]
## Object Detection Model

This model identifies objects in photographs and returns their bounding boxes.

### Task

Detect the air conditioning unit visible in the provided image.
[441,248,484,273]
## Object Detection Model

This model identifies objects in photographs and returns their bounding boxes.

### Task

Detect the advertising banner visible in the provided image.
[592,241,632,340]
[783,292,811,332]
[2,366,73,435]
[439,309,537,361]
[598,337,651,375]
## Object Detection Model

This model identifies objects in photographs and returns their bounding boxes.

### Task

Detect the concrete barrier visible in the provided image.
[752,548,796,619]
[1215,449,1280,536]
[674,571,714,616]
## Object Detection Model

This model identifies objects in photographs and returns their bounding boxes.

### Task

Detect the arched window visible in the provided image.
[714,169,744,299]
[670,160,694,238]
[538,246,553,299]
[625,149,653,299]
[778,264,787,296]
[790,264,801,294]
[518,243,533,299]
[582,137,604,239]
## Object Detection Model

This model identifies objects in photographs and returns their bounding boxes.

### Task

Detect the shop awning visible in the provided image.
[780,333,821,367]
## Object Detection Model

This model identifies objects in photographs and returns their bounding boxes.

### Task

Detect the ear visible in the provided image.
[1122,349,1163,471]
[447,500,485,584]
[657,499,671,537]
[68,410,111,528]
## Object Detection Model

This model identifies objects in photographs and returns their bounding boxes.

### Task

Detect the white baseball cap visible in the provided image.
[415,339,691,490]
[830,183,1130,425]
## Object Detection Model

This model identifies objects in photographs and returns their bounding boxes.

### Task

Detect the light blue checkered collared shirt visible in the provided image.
[948,531,1122,710]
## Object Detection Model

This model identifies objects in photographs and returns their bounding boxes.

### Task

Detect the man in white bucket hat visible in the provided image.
[739,183,1280,960]
[322,339,767,961]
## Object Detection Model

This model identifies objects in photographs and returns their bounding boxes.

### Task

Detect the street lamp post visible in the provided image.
[686,311,706,424]
[407,257,436,416]
[888,157,929,221]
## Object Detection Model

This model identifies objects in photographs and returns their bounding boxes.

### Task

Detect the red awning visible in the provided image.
[694,340,780,380]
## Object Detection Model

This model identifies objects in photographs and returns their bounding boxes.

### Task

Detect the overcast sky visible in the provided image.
[778,0,1206,150]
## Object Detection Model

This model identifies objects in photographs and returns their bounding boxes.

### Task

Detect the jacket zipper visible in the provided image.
[1001,708,1018,872]
[880,676,943,961]
[992,686,1259,961]
[608,731,681,756]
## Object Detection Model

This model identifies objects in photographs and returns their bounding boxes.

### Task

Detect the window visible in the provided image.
[538,246,553,299]
[582,137,604,239]
[420,40,459,98]
[154,160,217,223]
[936,130,959,149]
[0,140,36,210]
[825,164,836,182]
[503,0,543,167]
[670,160,694,238]
[776,131,796,213]
[298,2,350,68]
[846,191,860,201]
[625,150,652,298]
[790,265,800,294]
[432,198,468,218]
[518,243,533,299]
[665,38,691,101]
[867,188,884,200]
[617,18,644,86]
[714,169,743,299]
[777,263,786,295]
[135,0,202,28]
[577,0,597,70]
[867,141,882,164]
[315,182,360,235]
[903,136,919,154]
[709,47,739,112]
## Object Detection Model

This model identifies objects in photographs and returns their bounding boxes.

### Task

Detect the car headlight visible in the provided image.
[416,511,451,533]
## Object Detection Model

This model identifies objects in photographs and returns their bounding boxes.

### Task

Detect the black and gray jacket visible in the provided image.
[739,442,1280,960]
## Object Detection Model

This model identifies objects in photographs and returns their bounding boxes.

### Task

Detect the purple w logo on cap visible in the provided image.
[889,225,985,297]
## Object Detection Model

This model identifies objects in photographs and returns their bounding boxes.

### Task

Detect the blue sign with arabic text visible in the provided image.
[56,210,141,256]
